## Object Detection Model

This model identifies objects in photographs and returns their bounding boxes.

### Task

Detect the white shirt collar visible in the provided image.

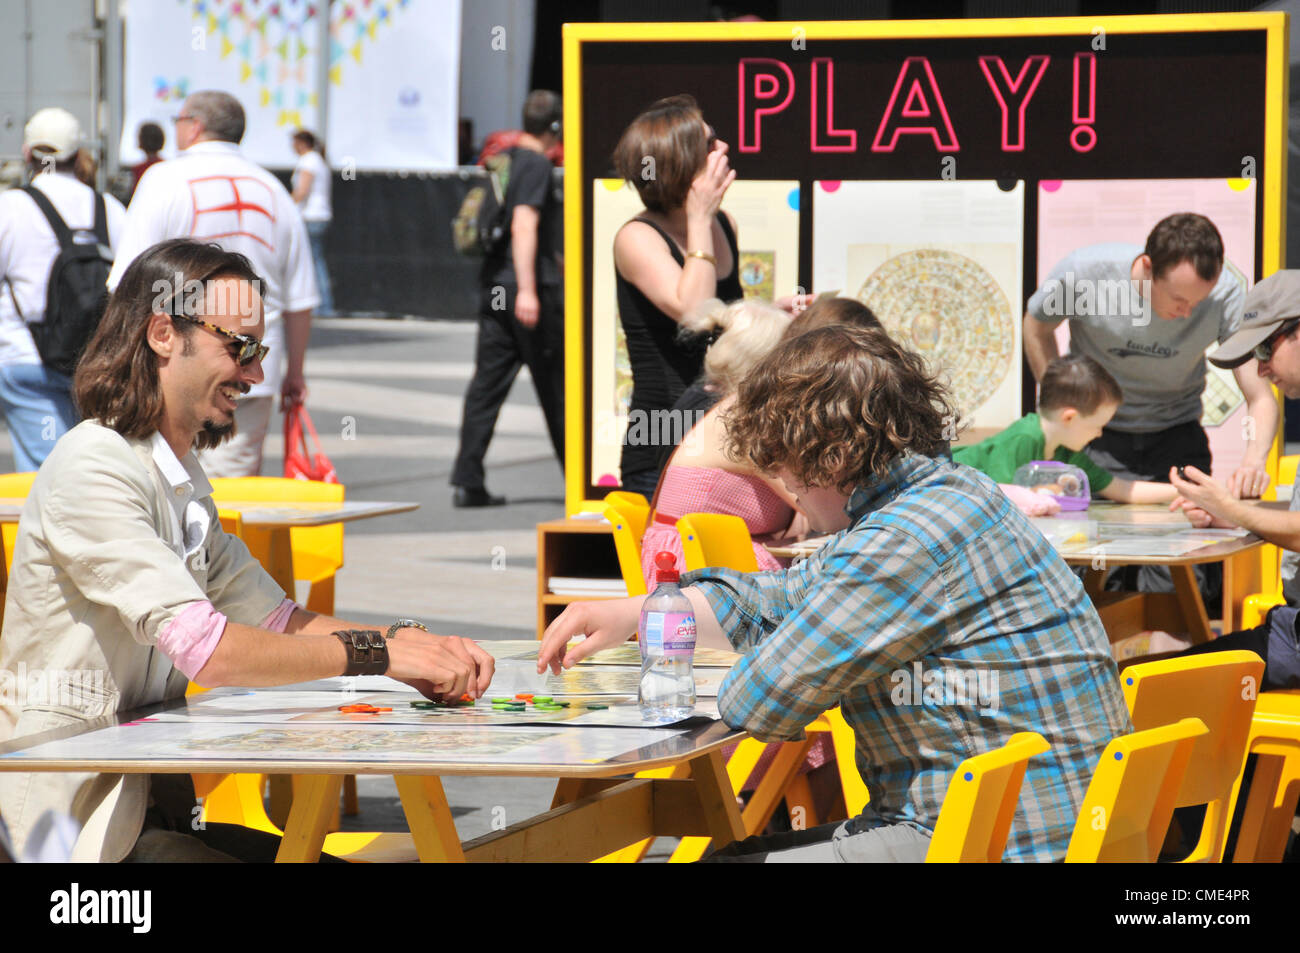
[148,431,213,501]
[182,140,242,157]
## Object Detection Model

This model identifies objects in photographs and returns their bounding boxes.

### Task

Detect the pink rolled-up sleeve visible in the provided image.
[159,597,302,680]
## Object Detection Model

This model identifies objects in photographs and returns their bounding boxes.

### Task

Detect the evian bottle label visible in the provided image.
[660,612,696,659]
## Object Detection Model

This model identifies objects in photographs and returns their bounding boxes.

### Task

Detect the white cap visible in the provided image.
[23,108,81,161]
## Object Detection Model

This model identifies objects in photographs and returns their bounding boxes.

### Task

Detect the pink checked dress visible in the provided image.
[639,466,792,588]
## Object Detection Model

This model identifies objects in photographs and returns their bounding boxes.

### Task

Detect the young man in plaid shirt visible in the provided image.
[539,324,1130,862]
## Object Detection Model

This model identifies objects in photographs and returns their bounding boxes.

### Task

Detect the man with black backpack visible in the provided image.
[450,90,565,507]
[0,107,125,471]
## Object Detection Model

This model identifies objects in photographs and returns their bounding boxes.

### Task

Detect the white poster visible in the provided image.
[813,180,1025,431]
[121,0,459,171]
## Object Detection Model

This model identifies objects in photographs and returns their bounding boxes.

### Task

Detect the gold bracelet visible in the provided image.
[685,250,717,266]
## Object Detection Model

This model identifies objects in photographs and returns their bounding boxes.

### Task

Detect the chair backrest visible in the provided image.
[924,732,1050,862]
[1065,717,1207,862]
[600,502,646,597]
[0,472,37,575]
[209,476,344,579]
[1276,453,1299,493]
[1120,650,1264,862]
[676,513,759,573]
[603,491,650,542]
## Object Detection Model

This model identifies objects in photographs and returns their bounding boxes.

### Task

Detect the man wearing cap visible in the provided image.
[1172,272,1300,611]
[0,108,126,470]
[108,90,317,477]
[1024,213,1277,500]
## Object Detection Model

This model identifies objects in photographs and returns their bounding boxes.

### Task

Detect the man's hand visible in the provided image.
[537,597,642,675]
[1168,466,1239,529]
[1226,463,1270,500]
[514,288,540,328]
[387,630,495,701]
[281,371,307,410]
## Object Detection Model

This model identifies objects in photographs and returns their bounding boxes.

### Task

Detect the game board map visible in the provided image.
[486,640,741,668]
[2,721,690,766]
[148,689,722,728]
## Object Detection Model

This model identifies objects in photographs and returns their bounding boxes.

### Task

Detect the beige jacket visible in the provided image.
[0,421,284,861]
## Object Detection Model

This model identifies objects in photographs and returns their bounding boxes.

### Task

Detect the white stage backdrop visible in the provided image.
[121,0,460,170]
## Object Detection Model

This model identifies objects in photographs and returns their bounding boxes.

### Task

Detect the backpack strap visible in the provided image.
[91,191,108,245]
[21,185,75,250]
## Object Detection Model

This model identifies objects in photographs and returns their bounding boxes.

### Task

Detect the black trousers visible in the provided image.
[451,283,565,489]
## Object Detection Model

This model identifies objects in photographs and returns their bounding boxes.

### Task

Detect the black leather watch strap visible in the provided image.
[333,629,388,676]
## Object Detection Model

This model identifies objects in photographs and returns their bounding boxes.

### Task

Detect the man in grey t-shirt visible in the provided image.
[1024,213,1276,499]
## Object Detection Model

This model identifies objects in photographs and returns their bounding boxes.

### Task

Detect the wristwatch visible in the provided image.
[333,629,389,676]
[386,618,429,641]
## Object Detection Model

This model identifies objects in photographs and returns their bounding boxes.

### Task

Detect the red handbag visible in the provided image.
[283,404,338,483]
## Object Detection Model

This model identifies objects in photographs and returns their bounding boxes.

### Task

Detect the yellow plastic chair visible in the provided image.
[1065,717,1208,862]
[604,491,650,539]
[676,513,759,573]
[924,732,1050,862]
[1121,650,1265,862]
[575,500,646,597]
[1228,690,1300,862]
[0,472,37,630]
[208,476,344,614]
[195,772,418,862]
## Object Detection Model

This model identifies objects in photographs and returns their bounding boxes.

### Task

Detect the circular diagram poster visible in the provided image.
[856,248,1015,422]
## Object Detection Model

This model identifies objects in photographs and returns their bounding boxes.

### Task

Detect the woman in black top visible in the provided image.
[611,95,743,497]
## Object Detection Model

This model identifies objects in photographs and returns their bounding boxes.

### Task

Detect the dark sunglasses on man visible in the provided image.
[1254,317,1300,363]
[170,314,270,366]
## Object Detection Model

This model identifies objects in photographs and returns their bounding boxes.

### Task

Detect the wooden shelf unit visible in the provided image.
[535,518,626,638]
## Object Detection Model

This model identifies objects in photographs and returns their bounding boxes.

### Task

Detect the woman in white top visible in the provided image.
[290,129,334,316]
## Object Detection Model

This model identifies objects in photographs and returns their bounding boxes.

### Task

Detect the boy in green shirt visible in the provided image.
[953,355,1176,504]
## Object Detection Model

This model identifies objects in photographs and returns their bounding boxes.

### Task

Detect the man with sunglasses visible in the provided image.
[107,90,318,478]
[0,240,494,862]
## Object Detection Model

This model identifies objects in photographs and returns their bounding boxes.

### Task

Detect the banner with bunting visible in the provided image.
[120,0,459,170]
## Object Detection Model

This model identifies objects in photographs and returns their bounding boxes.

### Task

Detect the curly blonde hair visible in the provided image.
[724,325,954,491]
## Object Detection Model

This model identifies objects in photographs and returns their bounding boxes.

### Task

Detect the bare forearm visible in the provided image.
[1200,497,1300,550]
[1241,392,1279,468]
[1023,314,1060,380]
[282,309,312,379]
[683,586,730,651]
[512,224,538,294]
[1104,479,1177,504]
[673,215,719,316]
[194,621,347,687]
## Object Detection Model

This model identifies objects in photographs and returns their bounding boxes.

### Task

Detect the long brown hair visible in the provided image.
[75,239,263,450]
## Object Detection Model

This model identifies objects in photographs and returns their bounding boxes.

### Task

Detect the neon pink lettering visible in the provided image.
[738,58,795,153]
[811,58,856,152]
[871,57,959,152]
[977,55,1050,151]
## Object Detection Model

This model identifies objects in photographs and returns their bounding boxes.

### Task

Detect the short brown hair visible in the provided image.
[522,90,562,137]
[612,95,709,213]
[75,239,263,451]
[725,325,955,491]
[1038,354,1123,416]
[786,296,882,337]
[1145,213,1223,282]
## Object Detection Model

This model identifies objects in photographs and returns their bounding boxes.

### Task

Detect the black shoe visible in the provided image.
[452,485,506,508]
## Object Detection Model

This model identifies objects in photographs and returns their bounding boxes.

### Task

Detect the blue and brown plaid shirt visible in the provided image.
[683,453,1131,862]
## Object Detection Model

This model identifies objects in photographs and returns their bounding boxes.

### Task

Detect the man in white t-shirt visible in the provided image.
[0,107,126,471]
[291,129,334,317]
[108,90,318,477]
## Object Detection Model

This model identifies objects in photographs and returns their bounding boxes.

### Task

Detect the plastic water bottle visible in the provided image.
[638,551,697,720]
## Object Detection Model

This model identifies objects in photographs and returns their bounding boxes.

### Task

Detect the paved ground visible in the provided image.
[0,316,681,857]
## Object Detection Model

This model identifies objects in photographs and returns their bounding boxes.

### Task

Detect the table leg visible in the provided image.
[243,526,296,595]
[1170,564,1214,643]
[395,775,466,862]
[686,748,746,848]
[276,774,342,862]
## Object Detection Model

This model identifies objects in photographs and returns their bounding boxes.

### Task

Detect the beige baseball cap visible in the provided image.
[1209,270,1300,368]
[23,107,81,161]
